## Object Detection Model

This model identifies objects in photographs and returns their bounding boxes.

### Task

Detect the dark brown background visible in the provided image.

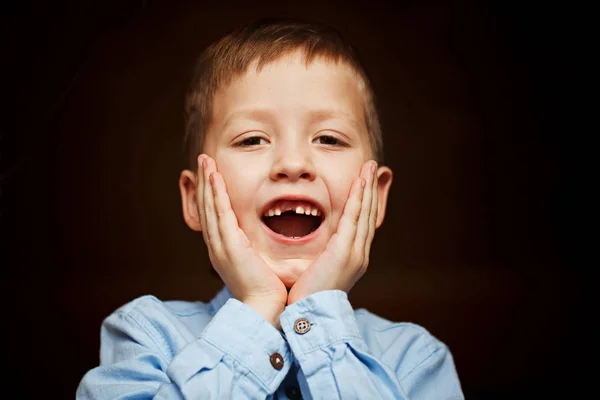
[2,1,580,399]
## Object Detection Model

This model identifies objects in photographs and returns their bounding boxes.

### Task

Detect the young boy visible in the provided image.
[77,19,463,399]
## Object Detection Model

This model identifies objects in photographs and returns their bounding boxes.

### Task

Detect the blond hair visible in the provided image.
[183,18,383,169]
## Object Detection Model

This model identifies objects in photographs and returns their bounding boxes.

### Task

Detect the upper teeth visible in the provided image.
[264,201,322,217]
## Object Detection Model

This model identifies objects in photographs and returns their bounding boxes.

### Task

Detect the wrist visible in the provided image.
[243,297,285,329]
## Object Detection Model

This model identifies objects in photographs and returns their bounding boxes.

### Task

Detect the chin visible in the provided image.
[270,259,312,288]
[280,276,298,289]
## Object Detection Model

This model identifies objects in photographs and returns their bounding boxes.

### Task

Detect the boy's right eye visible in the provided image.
[233,136,269,147]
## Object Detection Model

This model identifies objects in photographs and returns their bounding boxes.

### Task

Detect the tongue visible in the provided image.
[265,215,317,238]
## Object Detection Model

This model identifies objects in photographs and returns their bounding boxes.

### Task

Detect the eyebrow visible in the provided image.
[222,108,277,128]
[306,109,363,133]
[222,108,363,132]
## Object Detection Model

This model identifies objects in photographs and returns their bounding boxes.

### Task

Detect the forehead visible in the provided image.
[210,53,368,130]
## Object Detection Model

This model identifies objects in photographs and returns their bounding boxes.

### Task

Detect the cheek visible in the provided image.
[321,154,362,197]
[327,175,358,218]
[317,157,363,218]
[216,162,257,221]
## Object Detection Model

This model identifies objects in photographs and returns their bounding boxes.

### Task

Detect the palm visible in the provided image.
[288,235,349,305]
[217,226,288,308]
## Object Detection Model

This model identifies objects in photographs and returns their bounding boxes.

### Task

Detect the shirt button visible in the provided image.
[294,318,311,334]
[270,352,284,370]
[285,386,302,399]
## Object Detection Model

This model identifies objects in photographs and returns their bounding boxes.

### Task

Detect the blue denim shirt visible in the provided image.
[77,287,463,399]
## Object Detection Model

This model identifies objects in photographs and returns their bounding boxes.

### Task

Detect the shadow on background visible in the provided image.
[2,1,579,398]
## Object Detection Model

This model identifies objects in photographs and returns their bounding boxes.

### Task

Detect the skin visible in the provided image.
[179,52,392,328]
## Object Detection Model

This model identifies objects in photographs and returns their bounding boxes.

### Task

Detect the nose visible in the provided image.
[269,141,316,182]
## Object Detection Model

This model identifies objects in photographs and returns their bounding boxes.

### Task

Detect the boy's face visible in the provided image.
[189,53,391,287]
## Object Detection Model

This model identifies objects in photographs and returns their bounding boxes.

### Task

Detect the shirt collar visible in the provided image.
[209,285,233,315]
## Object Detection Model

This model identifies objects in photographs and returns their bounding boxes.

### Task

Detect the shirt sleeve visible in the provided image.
[77,298,292,399]
[279,290,464,400]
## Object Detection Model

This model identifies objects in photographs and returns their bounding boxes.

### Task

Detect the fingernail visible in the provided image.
[202,158,208,168]
[197,155,204,167]
[361,178,366,188]
[371,162,377,173]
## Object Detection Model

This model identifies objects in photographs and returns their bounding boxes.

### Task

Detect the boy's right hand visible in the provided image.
[197,155,288,328]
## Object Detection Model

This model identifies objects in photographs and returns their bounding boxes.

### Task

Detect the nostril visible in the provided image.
[276,172,311,179]
[274,171,314,181]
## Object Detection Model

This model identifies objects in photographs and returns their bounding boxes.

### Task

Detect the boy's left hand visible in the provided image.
[287,160,379,305]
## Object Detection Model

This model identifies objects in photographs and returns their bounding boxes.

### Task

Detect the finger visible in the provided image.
[203,156,222,251]
[334,176,365,253]
[198,155,219,264]
[196,154,209,240]
[366,162,379,260]
[210,171,246,254]
[354,161,376,252]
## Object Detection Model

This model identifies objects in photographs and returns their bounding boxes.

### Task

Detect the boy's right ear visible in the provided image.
[179,169,203,232]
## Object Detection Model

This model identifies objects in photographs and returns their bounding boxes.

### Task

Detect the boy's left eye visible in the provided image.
[314,135,348,147]
[234,136,269,147]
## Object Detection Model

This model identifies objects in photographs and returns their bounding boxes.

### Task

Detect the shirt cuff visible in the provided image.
[168,298,291,393]
[280,290,363,356]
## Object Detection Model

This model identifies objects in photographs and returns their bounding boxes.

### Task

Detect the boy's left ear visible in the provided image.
[375,166,393,228]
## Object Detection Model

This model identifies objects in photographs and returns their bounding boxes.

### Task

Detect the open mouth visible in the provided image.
[261,199,324,239]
